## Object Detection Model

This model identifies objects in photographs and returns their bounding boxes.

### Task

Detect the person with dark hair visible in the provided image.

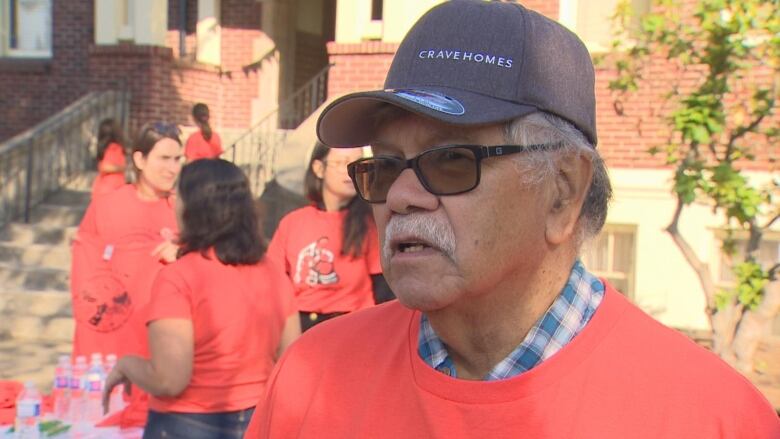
[246,1,780,437]
[267,142,391,332]
[71,122,184,427]
[184,102,223,162]
[102,159,300,438]
[92,118,127,195]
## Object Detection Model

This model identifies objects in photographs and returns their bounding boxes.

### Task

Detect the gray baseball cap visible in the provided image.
[317,0,597,148]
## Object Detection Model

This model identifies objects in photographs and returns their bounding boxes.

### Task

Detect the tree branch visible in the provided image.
[725,112,768,162]
[708,142,718,161]
[763,212,780,230]
[666,197,718,313]
[768,263,780,281]
[746,219,762,258]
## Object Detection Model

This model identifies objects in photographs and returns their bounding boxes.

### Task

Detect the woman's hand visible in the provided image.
[102,360,132,415]
[152,240,179,263]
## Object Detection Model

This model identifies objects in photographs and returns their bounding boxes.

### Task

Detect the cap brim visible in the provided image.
[317,86,538,148]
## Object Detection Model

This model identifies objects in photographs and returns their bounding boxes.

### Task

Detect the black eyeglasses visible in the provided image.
[347,142,562,203]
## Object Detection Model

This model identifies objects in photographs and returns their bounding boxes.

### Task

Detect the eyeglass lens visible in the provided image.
[349,146,479,202]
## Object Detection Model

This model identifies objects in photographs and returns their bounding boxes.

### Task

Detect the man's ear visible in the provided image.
[132,151,146,172]
[545,153,593,245]
[312,159,325,179]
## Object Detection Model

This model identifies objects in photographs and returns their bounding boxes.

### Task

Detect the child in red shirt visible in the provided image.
[91,118,127,195]
[184,103,222,162]
[103,159,300,438]
[267,142,391,332]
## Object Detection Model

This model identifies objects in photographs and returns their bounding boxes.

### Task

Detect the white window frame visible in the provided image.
[713,230,780,336]
[0,0,52,58]
[713,230,780,286]
[581,224,637,297]
[559,0,650,53]
[362,0,383,41]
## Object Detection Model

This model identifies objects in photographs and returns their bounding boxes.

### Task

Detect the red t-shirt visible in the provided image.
[146,250,296,413]
[71,184,178,358]
[92,143,126,195]
[184,131,223,161]
[246,285,780,438]
[267,205,382,313]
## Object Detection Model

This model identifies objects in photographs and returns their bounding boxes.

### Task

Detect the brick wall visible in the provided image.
[520,0,559,19]
[0,0,261,145]
[326,42,397,96]
[0,0,93,140]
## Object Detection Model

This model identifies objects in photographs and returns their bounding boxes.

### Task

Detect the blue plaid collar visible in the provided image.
[418,260,605,380]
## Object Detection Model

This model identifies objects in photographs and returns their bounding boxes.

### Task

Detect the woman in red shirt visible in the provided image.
[102,159,300,438]
[184,103,222,162]
[72,122,183,359]
[91,118,127,195]
[268,142,393,332]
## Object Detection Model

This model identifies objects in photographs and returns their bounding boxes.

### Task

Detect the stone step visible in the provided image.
[0,243,71,271]
[0,338,71,394]
[0,262,69,292]
[0,223,78,246]
[27,204,86,227]
[43,188,92,207]
[63,173,96,192]
[0,290,73,343]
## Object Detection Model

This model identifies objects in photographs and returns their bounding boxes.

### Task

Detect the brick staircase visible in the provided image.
[0,175,91,389]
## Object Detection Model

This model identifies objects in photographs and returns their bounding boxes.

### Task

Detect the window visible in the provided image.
[717,235,780,336]
[1,0,52,57]
[370,0,383,21]
[718,238,779,284]
[581,225,637,296]
[361,0,383,40]
[117,0,134,41]
[559,0,650,52]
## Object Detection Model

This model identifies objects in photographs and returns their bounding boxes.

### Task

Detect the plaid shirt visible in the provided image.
[418,260,604,380]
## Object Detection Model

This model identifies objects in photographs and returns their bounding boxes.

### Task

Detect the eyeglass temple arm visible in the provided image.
[480,141,563,158]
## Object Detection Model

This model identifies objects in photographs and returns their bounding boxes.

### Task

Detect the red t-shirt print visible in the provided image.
[71,184,178,358]
[295,237,340,286]
[267,206,382,314]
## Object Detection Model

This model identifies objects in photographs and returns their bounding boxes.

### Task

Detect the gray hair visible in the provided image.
[502,112,612,246]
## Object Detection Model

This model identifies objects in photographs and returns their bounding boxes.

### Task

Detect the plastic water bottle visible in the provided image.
[15,381,41,439]
[68,356,88,424]
[104,354,116,375]
[84,353,106,423]
[52,355,71,420]
[104,353,126,413]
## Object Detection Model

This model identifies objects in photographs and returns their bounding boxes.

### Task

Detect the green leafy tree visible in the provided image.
[604,0,779,372]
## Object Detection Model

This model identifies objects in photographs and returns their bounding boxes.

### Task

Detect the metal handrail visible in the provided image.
[0,90,130,227]
[279,63,333,129]
[223,64,331,195]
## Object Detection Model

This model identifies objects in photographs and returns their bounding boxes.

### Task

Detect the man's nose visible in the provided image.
[384,168,439,214]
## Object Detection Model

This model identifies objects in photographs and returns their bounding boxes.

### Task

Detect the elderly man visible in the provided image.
[246,1,780,437]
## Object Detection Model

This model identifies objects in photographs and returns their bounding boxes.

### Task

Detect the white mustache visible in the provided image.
[383,214,456,261]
